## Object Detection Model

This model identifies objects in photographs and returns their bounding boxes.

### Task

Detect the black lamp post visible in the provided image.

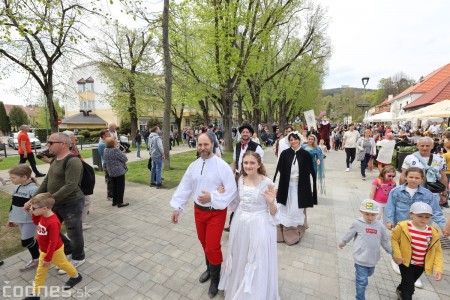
[361,77,369,93]
[360,77,370,123]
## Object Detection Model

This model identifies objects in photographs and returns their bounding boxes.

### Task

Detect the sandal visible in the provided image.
[283,226,300,246]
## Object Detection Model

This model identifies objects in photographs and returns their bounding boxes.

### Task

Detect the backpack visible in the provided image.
[51,154,96,195]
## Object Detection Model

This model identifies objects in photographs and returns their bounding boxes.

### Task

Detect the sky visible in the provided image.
[316,0,450,90]
[1,0,450,104]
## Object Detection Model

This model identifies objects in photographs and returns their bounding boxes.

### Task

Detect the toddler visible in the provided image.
[23,193,82,300]
[391,202,443,299]
[339,199,392,300]
[319,139,328,158]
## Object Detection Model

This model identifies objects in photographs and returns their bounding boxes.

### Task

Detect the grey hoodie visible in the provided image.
[341,218,392,267]
[148,132,164,158]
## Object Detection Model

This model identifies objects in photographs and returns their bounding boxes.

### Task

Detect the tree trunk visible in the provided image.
[198,97,211,125]
[129,79,138,147]
[46,73,58,133]
[162,0,172,170]
[221,91,234,152]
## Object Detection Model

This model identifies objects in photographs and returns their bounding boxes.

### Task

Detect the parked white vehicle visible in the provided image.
[8,132,42,150]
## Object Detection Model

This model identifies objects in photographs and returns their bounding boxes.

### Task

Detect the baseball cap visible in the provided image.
[410,202,433,215]
[359,199,380,213]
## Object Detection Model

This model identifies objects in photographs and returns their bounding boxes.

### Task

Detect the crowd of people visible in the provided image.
[1,117,450,300]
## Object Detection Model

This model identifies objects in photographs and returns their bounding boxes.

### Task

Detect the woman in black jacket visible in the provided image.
[274,132,317,245]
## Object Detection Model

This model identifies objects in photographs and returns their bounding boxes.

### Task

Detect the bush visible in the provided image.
[80,130,90,139]
[34,128,50,141]
[89,131,100,138]
[147,117,162,129]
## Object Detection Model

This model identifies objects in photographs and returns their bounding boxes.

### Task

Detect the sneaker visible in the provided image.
[35,173,46,178]
[106,196,113,201]
[345,168,350,172]
[150,183,156,187]
[414,278,423,289]
[391,259,400,275]
[156,184,164,189]
[58,259,85,275]
[64,274,83,290]
[20,260,38,272]
[362,176,366,181]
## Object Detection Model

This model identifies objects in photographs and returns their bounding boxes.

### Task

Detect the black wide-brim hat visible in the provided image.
[238,124,254,135]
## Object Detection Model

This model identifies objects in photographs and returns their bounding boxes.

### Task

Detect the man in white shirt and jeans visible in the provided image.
[342,123,360,172]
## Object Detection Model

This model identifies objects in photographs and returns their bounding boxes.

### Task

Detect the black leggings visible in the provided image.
[345,148,356,168]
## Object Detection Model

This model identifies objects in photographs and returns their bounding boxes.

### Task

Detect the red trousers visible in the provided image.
[194,206,227,265]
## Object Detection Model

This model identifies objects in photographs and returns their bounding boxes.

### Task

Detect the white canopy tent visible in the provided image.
[396,99,450,120]
[414,99,450,118]
[364,111,393,122]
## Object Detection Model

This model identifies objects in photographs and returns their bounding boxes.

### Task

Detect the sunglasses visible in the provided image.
[32,206,46,211]
[46,141,64,145]
[387,175,396,178]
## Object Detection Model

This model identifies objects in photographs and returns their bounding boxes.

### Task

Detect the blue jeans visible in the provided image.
[136,142,141,158]
[355,263,375,300]
[151,156,163,185]
[53,200,85,260]
[360,153,371,177]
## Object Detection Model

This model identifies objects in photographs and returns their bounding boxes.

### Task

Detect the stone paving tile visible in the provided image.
[1,146,449,299]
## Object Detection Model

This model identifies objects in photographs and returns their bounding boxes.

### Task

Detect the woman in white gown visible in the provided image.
[219,151,280,300]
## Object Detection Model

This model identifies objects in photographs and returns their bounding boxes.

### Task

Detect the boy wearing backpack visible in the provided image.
[24,132,86,271]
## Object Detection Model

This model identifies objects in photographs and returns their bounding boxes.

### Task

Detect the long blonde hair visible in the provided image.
[240,151,267,176]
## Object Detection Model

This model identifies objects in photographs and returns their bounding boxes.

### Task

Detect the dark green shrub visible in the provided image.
[80,130,90,139]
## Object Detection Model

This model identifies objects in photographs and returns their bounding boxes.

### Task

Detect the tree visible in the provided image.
[0,101,10,134]
[0,0,99,133]
[162,0,173,169]
[9,106,29,130]
[170,0,331,151]
[94,23,157,146]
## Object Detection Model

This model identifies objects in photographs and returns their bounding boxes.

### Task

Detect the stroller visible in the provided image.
[118,135,131,153]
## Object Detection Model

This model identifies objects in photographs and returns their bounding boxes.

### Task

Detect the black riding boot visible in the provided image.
[208,263,221,298]
[199,256,210,283]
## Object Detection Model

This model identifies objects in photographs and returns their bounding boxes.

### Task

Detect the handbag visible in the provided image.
[356,150,365,161]
[414,153,446,193]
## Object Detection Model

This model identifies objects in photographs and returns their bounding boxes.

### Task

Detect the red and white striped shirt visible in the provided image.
[408,221,432,266]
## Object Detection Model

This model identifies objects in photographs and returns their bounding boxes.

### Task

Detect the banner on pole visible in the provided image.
[304,109,317,130]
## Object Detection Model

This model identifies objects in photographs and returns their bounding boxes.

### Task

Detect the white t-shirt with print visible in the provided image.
[401,153,447,173]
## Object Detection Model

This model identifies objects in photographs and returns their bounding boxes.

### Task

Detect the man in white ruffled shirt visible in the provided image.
[170,133,237,298]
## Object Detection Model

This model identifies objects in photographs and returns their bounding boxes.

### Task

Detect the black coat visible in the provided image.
[274,147,317,208]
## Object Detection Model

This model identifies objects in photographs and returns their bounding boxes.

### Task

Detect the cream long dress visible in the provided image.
[219,177,280,300]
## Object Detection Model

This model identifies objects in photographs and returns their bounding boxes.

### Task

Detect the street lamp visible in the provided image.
[361,77,369,93]
[361,77,370,123]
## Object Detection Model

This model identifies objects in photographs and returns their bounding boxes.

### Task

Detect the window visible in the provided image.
[78,84,85,93]
[86,83,95,92]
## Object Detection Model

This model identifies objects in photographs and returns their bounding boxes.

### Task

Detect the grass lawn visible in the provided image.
[0,149,93,171]
[0,190,22,260]
[0,149,233,259]
[121,150,233,189]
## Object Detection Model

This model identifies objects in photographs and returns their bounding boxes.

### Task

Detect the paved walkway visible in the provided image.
[1,146,449,299]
